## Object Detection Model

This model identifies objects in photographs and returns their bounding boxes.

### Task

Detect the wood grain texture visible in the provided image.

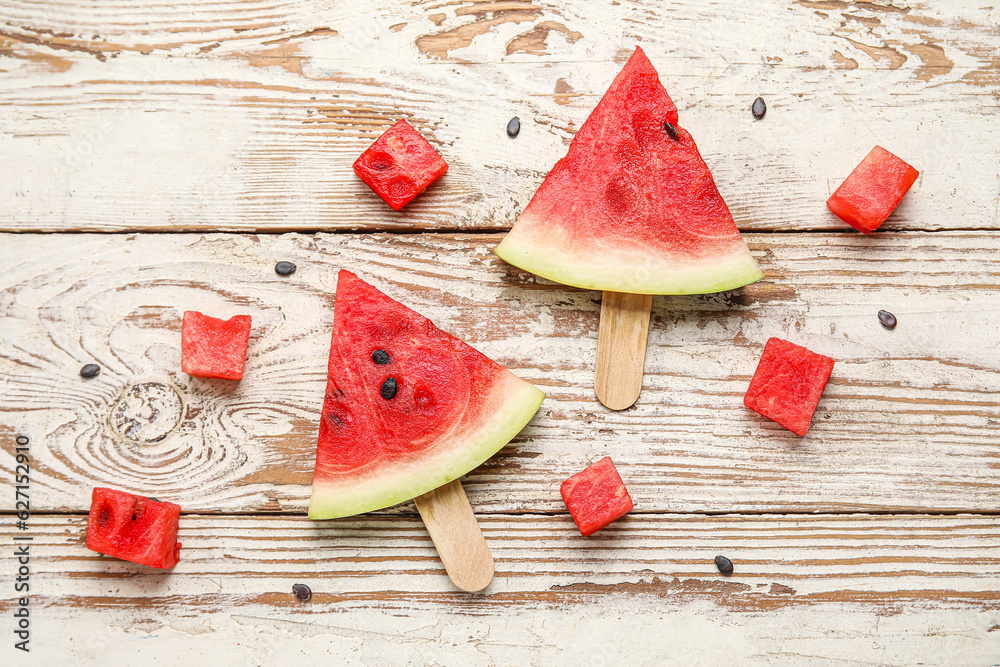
[4,2,999,662]
[1,1,998,232]
[414,479,495,592]
[2,231,999,514]
[1,514,998,664]
[595,291,652,410]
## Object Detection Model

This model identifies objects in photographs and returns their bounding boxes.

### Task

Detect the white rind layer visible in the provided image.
[308,373,544,520]
[495,212,763,295]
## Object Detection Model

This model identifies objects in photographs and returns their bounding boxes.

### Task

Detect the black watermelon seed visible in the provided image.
[380,377,398,400]
[372,349,391,365]
[147,497,160,503]
[292,583,312,601]
[715,555,734,576]
[275,261,296,276]
[506,116,520,138]
[752,97,766,119]
[80,363,101,379]
[663,121,680,141]
[878,310,897,329]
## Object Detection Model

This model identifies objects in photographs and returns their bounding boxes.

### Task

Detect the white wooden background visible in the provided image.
[2,1,1000,664]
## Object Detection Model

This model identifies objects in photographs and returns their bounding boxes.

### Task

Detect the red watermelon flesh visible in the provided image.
[353,119,448,211]
[86,488,182,569]
[495,46,761,295]
[744,338,835,437]
[560,457,633,537]
[181,311,252,380]
[827,145,919,234]
[308,270,544,519]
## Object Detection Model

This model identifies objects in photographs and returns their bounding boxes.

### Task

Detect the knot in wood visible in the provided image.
[108,379,185,445]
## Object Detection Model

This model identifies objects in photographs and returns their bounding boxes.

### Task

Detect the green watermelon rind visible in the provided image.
[495,212,764,295]
[307,374,544,520]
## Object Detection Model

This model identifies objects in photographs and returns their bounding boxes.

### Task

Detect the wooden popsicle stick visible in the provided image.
[414,478,494,592]
[595,291,653,411]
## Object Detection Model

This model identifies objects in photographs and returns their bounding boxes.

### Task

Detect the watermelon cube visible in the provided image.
[181,311,252,380]
[86,488,182,569]
[744,338,835,436]
[353,119,448,210]
[560,457,633,536]
[827,146,919,234]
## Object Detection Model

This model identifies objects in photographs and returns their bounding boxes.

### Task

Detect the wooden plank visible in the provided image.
[1,514,998,663]
[2,231,999,514]
[1,1,998,232]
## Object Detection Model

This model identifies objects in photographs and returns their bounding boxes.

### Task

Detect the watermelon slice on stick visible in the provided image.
[310,270,544,591]
[495,47,762,410]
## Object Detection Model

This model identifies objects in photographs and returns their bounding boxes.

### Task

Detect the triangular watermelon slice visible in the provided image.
[308,271,545,519]
[495,47,762,294]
